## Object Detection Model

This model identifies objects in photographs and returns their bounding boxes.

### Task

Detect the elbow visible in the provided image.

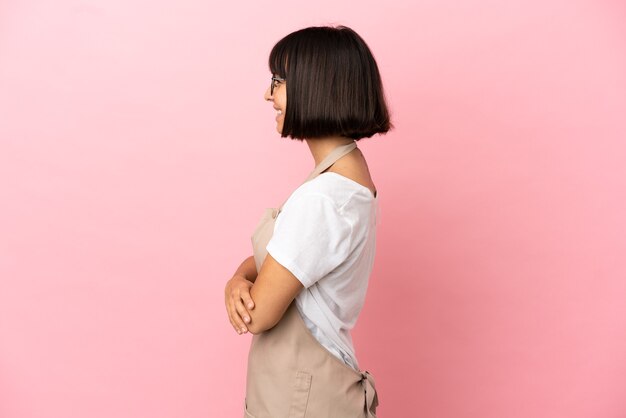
[246,316,280,335]
[247,325,264,335]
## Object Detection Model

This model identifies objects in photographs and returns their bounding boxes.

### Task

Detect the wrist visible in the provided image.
[233,256,258,283]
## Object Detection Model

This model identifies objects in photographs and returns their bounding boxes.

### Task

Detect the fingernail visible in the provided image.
[248,303,253,308]
[244,317,250,323]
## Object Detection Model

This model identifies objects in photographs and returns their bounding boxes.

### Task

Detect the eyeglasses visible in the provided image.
[270,76,286,96]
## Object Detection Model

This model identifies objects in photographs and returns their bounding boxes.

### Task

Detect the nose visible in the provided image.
[264,85,273,101]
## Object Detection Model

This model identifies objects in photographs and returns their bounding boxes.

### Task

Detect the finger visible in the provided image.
[225,295,237,331]
[226,305,240,334]
[225,283,246,334]
[233,287,251,323]
[227,315,239,334]
[235,298,251,325]
[228,305,245,333]
[240,288,255,310]
[229,296,248,333]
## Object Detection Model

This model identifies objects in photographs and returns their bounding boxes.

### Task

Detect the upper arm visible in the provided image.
[246,191,354,334]
[247,253,303,334]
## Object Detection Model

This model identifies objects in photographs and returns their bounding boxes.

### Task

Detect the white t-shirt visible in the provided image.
[265,171,379,370]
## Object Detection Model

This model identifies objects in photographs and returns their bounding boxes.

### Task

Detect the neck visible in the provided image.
[305,136,355,167]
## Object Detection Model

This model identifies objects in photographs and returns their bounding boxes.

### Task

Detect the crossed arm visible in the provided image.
[224,254,303,335]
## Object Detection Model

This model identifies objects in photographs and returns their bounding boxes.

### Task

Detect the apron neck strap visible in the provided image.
[278,141,357,211]
[305,141,357,181]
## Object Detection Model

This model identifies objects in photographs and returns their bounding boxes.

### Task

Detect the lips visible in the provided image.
[273,106,283,121]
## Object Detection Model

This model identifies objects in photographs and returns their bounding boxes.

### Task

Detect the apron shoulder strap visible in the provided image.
[277,141,357,211]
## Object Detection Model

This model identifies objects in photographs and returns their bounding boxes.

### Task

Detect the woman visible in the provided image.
[224,25,392,417]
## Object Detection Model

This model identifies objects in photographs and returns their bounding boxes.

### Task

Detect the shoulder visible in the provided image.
[285,172,374,214]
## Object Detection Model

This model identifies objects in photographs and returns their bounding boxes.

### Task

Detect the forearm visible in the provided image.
[234,255,258,283]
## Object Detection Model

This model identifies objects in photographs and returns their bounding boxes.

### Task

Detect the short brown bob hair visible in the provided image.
[269,25,393,141]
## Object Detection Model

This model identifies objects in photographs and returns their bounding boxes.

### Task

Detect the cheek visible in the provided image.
[277,89,287,109]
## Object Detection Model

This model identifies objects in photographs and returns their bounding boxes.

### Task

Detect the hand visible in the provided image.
[224,274,255,334]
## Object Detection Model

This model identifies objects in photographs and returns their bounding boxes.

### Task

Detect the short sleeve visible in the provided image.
[265,192,353,288]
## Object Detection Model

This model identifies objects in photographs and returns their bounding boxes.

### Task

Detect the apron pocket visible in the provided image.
[288,371,312,418]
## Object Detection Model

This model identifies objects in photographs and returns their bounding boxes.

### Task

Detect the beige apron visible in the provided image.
[245,141,379,418]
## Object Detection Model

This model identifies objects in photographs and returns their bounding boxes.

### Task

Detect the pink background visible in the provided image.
[1,1,625,417]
